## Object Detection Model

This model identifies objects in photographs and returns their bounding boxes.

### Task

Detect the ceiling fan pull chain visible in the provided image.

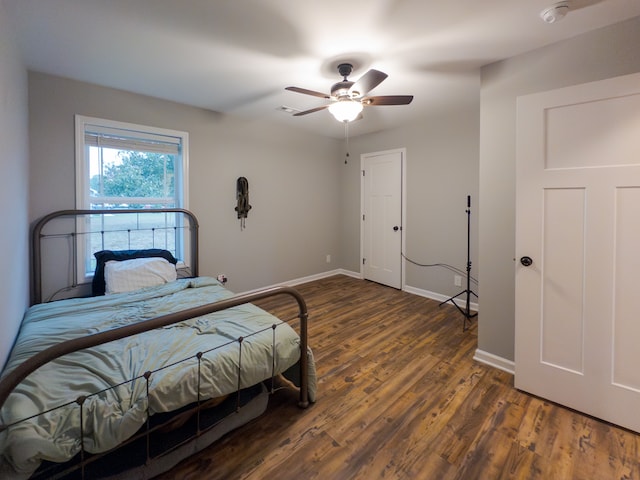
[345,121,350,164]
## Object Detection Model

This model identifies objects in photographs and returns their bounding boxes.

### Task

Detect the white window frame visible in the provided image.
[75,115,190,282]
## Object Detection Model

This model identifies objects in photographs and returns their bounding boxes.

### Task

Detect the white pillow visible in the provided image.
[104,257,177,294]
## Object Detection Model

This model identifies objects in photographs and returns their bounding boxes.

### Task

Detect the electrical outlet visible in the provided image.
[454,275,462,287]
[216,274,228,284]
[326,254,331,263]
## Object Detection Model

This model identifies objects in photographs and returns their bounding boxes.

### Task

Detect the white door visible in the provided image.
[361,149,404,289]
[515,72,640,432]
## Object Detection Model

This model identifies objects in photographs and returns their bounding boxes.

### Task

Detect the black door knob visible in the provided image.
[520,256,533,267]
[393,226,399,231]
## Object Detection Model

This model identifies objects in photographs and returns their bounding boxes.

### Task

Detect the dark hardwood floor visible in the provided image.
[157,275,640,480]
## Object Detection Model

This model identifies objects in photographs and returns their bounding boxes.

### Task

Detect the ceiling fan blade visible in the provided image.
[293,104,330,116]
[363,95,414,106]
[349,69,388,97]
[285,86,330,99]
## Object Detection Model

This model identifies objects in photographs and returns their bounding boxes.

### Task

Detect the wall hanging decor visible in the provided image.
[235,176,251,230]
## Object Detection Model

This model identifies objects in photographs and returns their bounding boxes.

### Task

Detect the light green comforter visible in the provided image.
[0,277,316,479]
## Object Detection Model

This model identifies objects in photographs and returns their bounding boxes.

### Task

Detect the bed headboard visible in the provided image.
[31,208,199,305]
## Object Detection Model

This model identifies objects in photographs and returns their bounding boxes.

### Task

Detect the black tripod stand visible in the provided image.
[439,195,478,331]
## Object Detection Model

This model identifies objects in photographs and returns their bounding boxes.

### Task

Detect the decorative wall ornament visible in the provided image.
[235,177,251,230]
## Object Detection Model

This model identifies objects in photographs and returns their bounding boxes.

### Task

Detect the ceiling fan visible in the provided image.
[285,63,413,122]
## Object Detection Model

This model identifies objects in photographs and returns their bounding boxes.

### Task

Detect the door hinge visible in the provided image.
[362,258,366,265]
[362,214,365,221]
[362,170,365,176]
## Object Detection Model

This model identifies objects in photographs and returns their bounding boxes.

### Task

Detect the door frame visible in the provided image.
[360,148,407,289]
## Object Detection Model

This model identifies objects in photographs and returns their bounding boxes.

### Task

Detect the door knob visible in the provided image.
[520,256,533,267]
[393,226,399,231]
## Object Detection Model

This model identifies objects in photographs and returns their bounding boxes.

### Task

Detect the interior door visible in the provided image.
[515,72,640,432]
[361,149,403,289]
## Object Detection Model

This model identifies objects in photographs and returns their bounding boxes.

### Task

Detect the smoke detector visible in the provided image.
[540,1,570,23]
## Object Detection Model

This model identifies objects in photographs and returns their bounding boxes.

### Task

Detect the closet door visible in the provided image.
[515,72,640,433]
[361,149,404,289]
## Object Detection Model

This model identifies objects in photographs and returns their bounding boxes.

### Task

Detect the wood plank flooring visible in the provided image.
[157,275,640,480]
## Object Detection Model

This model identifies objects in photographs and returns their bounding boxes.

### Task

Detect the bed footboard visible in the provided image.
[0,285,309,411]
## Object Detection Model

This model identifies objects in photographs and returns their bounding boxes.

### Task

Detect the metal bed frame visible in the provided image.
[0,208,310,479]
[31,208,201,305]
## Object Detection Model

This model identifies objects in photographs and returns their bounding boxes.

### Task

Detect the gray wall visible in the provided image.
[0,0,29,368]
[28,73,343,294]
[340,99,480,299]
[478,16,640,361]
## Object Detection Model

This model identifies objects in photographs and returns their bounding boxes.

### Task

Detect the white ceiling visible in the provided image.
[6,0,640,138]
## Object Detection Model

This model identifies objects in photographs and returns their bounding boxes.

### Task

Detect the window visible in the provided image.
[75,115,189,278]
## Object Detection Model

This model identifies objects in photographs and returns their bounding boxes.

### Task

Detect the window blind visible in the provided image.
[84,124,181,154]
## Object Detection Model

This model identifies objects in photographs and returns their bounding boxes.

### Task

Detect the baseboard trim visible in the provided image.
[332,269,363,280]
[281,269,362,286]
[403,285,479,312]
[241,269,362,294]
[473,349,515,375]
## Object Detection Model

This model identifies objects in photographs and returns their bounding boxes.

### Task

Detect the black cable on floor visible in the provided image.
[401,252,478,285]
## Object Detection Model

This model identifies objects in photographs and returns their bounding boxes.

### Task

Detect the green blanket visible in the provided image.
[0,277,316,479]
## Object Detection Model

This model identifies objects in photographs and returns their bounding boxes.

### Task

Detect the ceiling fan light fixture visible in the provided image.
[286,64,411,120]
[328,100,363,122]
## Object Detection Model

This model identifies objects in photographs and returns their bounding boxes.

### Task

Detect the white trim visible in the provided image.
[75,115,88,210]
[328,269,363,280]
[473,349,515,375]
[238,269,362,295]
[178,131,190,211]
[403,284,479,312]
[401,151,407,290]
[280,269,360,287]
